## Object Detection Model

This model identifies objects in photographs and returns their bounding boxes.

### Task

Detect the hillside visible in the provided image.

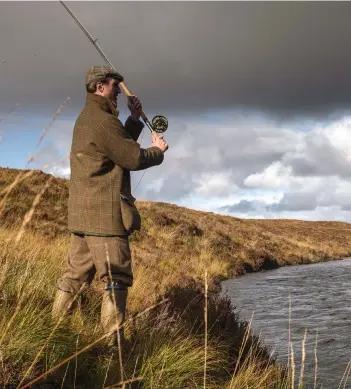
[1,166,351,388]
[1,166,351,279]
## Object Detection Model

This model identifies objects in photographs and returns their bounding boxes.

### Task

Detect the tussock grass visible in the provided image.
[0,226,281,388]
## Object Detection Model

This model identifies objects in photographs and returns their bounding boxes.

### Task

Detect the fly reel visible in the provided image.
[151,115,168,133]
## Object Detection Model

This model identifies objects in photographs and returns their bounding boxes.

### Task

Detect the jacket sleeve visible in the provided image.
[124,116,144,141]
[95,115,164,171]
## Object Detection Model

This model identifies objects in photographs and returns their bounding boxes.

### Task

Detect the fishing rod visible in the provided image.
[59,0,168,135]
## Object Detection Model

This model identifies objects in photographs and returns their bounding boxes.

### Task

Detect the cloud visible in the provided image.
[1,2,351,118]
[193,172,238,197]
[154,112,351,220]
[47,110,351,221]
[268,192,318,212]
[221,200,265,214]
[132,111,290,201]
[244,162,294,190]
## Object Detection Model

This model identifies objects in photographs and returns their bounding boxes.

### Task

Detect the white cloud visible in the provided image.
[244,161,293,190]
[194,171,237,196]
[46,108,351,222]
[323,117,351,156]
[49,165,70,179]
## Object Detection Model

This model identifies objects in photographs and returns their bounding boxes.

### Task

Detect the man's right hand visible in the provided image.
[151,131,168,153]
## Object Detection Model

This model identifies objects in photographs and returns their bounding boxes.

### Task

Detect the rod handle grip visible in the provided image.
[119,81,155,132]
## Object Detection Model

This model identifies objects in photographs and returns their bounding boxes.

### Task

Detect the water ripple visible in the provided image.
[221,258,351,388]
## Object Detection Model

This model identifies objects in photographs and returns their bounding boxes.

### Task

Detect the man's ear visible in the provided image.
[96,82,104,93]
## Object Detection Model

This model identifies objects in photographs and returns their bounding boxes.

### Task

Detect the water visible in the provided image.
[221,259,351,388]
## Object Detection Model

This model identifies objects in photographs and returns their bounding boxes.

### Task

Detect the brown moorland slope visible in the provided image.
[1,166,351,280]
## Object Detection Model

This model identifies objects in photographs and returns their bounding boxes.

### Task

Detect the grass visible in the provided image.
[0,227,266,388]
[1,166,351,387]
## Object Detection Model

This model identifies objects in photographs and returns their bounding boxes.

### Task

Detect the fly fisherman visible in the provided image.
[52,66,168,347]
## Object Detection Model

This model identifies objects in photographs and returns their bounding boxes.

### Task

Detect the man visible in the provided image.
[52,66,168,346]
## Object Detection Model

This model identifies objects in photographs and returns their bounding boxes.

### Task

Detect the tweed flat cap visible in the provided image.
[85,66,124,85]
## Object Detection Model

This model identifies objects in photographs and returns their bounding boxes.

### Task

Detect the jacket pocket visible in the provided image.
[120,193,141,234]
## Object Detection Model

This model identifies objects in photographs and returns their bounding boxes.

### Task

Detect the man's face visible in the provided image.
[98,78,121,107]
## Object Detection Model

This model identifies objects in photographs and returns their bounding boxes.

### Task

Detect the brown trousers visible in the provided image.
[57,232,133,295]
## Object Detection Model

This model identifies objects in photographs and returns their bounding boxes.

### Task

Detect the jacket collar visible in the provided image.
[85,93,119,117]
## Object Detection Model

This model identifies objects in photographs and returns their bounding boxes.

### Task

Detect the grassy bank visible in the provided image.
[1,167,351,388]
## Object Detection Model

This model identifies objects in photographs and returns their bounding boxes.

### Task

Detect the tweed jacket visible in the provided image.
[67,93,164,236]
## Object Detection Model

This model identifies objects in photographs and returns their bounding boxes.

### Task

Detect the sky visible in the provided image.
[2,1,351,222]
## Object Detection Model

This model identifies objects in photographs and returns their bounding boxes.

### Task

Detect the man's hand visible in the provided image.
[127,95,142,121]
[152,131,168,153]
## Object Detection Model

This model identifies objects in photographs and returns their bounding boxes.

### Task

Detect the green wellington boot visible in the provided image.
[101,288,128,347]
[52,289,75,320]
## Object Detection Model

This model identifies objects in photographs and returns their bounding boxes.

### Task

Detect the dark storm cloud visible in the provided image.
[1,2,351,117]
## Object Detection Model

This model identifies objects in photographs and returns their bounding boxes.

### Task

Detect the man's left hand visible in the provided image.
[127,95,142,121]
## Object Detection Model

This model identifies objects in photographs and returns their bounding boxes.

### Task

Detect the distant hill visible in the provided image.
[1,166,351,278]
